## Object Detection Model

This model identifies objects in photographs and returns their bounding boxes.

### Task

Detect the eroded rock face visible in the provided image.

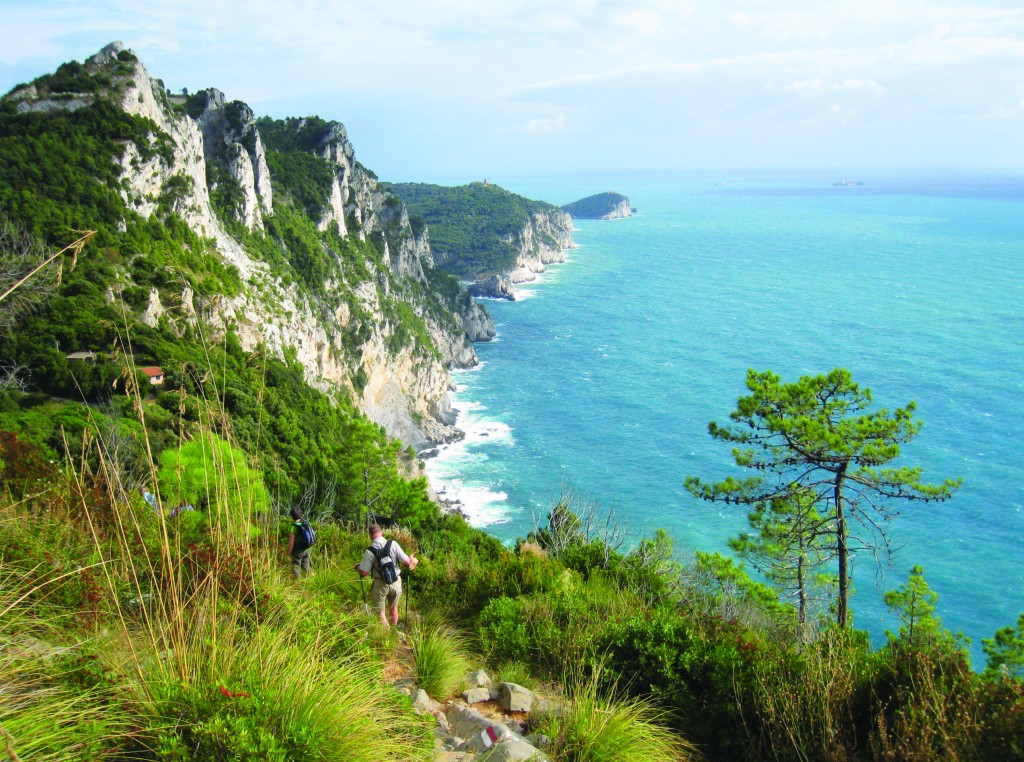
[22,42,498,448]
[192,89,273,232]
[468,275,516,301]
[460,300,497,343]
[456,205,577,301]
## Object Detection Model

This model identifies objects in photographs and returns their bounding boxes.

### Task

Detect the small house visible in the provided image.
[141,366,165,385]
[66,351,97,363]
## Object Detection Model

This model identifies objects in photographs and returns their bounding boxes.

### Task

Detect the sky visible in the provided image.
[1,0,1023,181]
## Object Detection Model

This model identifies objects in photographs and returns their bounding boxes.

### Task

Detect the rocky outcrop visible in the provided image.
[396,668,555,762]
[461,301,497,342]
[386,182,576,297]
[192,89,273,232]
[299,118,488,375]
[468,274,516,301]
[20,42,495,449]
[562,191,633,220]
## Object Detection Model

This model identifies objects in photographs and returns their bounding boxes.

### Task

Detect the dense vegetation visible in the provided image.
[2,49,1023,762]
[0,59,443,524]
[385,181,562,278]
[561,191,630,219]
[3,416,1023,760]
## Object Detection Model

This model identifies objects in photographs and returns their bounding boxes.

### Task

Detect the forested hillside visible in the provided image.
[561,191,632,220]
[385,181,573,279]
[0,44,505,516]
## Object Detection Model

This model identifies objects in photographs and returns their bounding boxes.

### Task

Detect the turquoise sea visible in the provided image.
[424,171,1024,656]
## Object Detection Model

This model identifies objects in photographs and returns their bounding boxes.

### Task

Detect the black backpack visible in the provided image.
[293,519,316,552]
[369,539,399,584]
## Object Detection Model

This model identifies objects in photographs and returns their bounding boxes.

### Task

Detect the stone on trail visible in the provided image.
[499,682,534,713]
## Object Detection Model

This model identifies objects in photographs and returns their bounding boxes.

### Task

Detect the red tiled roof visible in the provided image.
[140,366,164,377]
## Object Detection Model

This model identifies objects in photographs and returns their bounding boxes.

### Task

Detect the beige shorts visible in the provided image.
[370,577,402,611]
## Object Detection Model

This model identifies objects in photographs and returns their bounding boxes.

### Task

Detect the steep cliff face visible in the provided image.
[504,208,575,285]
[12,42,493,447]
[260,115,491,364]
[192,89,274,232]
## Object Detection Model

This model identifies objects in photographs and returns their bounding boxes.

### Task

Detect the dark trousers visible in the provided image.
[292,548,312,577]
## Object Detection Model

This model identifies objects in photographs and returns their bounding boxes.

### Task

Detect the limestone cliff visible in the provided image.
[8,42,494,447]
[503,207,575,286]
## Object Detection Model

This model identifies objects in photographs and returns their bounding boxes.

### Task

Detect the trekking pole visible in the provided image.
[407,539,424,626]
[359,576,369,615]
[404,568,410,624]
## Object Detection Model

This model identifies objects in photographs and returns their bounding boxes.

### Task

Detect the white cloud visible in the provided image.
[1,0,1023,171]
[614,10,662,36]
[522,114,567,133]
[784,78,885,97]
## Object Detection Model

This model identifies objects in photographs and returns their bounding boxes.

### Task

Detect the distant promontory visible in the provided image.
[562,192,633,220]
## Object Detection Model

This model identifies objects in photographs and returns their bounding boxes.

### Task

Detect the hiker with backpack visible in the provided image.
[354,523,418,627]
[287,507,316,578]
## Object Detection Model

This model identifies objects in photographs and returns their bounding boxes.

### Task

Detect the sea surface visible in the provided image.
[424,170,1024,657]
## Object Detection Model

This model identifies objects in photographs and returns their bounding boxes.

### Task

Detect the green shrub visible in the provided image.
[867,645,983,760]
[597,607,762,757]
[744,627,872,760]
[974,676,1024,759]
[129,618,432,761]
[477,586,628,678]
[0,569,130,760]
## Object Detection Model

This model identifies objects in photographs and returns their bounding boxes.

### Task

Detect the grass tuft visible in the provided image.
[409,619,473,699]
[540,662,701,762]
[0,567,130,760]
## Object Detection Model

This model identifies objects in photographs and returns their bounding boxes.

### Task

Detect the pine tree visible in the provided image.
[686,368,960,627]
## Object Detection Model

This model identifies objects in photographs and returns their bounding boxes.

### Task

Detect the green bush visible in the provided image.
[0,569,131,760]
[597,607,762,757]
[974,676,1024,759]
[867,645,982,759]
[131,622,433,761]
[477,586,626,678]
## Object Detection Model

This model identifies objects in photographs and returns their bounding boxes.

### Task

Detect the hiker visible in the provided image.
[140,487,157,510]
[169,502,194,518]
[287,507,316,578]
[355,524,418,627]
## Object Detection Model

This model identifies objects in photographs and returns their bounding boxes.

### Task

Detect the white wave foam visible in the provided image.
[452,361,487,375]
[431,478,514,527]
[425,389,516,527]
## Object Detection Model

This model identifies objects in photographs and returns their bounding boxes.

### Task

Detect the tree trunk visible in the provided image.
[835,465,849,627]
[797,554,807,625]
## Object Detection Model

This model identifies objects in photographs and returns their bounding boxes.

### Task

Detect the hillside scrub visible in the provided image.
[2,402,1024,759]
